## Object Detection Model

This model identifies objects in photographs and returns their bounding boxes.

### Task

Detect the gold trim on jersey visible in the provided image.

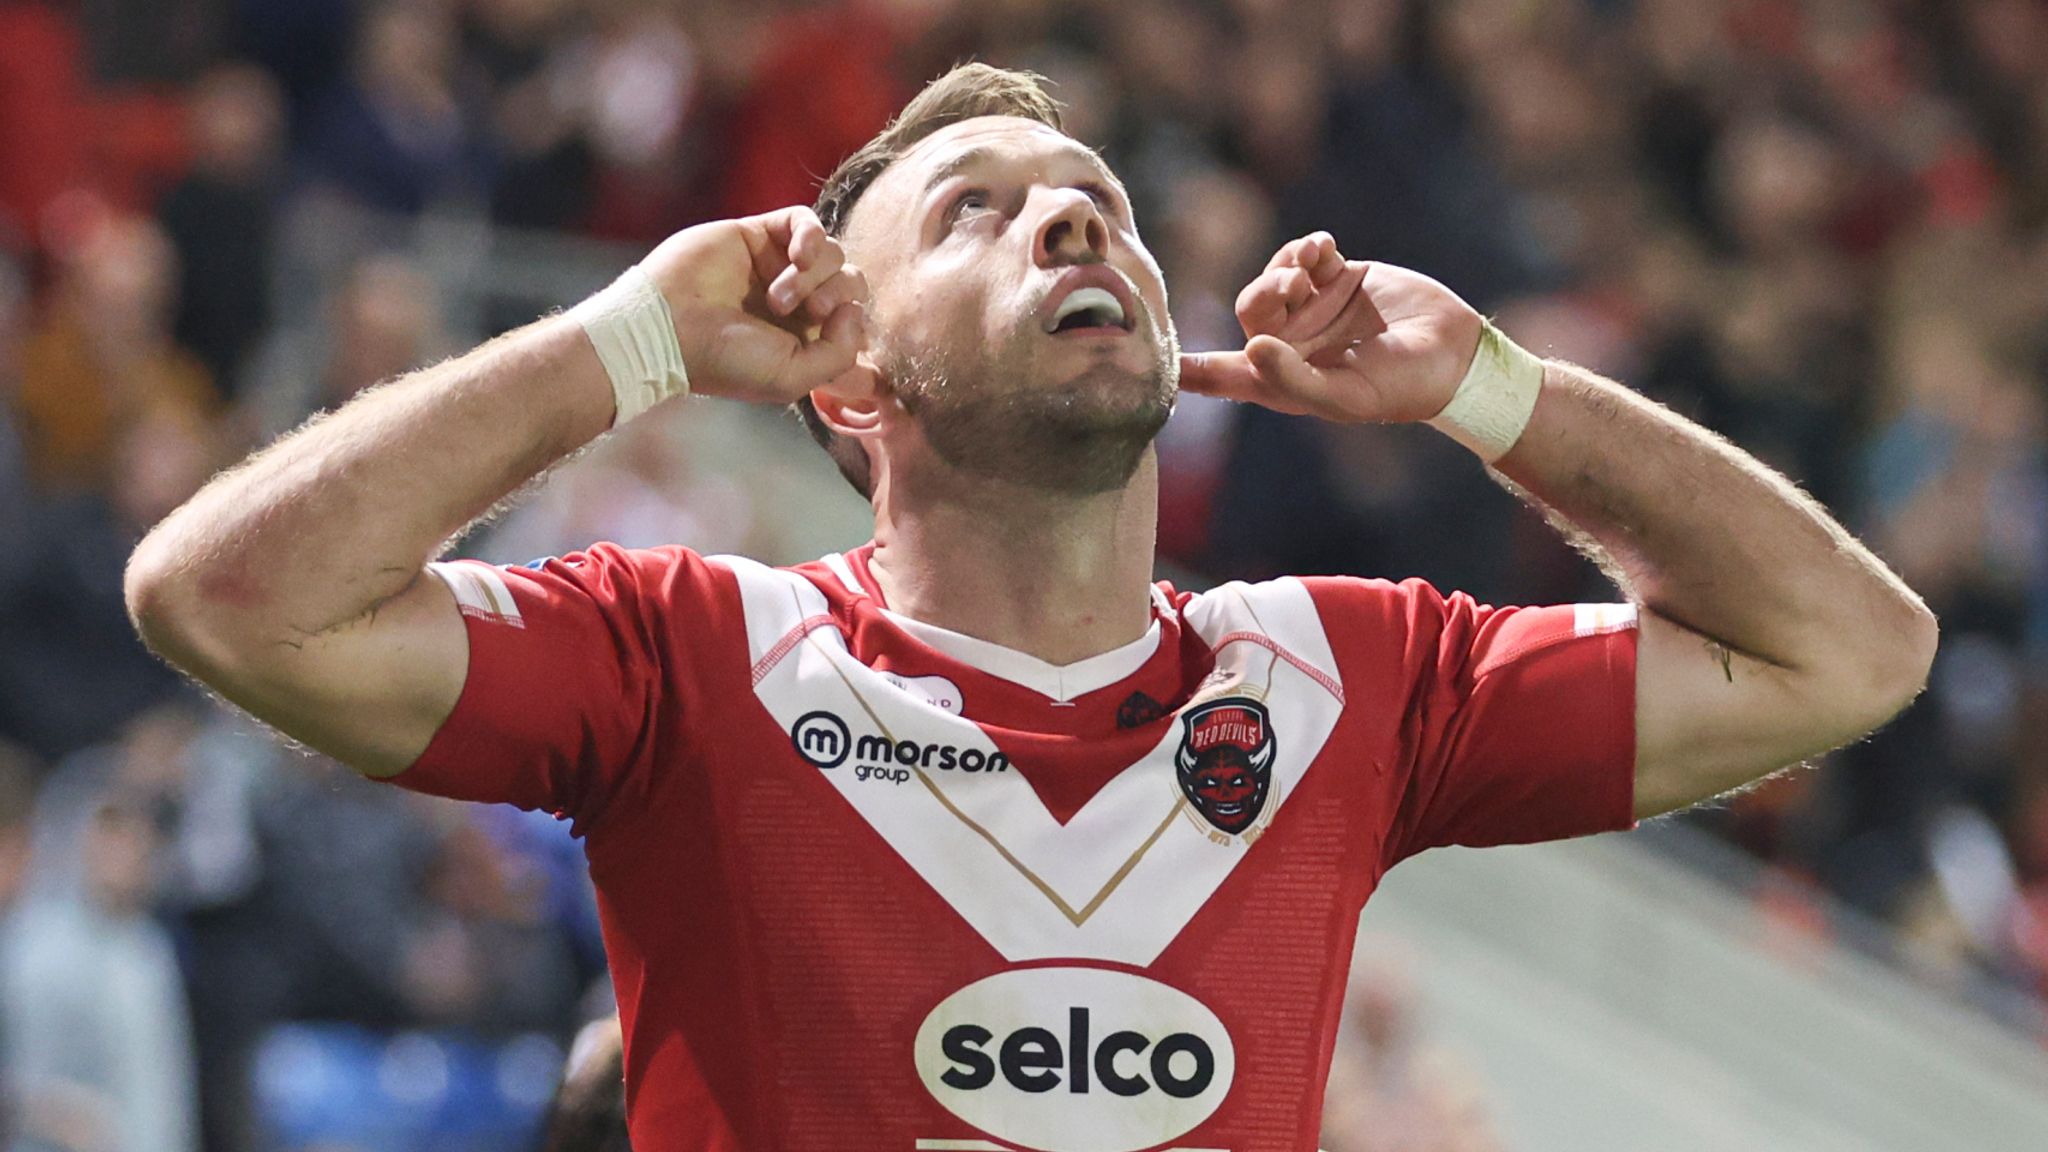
[809,619,1185,927]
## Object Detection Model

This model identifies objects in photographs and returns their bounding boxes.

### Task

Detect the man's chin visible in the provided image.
[886,329,1178,495]
[912,372,1173,495]
[1041,362,1176,422]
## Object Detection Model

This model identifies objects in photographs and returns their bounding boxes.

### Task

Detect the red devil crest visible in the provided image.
[1175,698,1276,836]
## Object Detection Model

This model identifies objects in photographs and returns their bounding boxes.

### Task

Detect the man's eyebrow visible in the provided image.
[920,145,1001,199]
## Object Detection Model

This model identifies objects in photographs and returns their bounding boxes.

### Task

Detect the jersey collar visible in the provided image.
[831,544,1166,704]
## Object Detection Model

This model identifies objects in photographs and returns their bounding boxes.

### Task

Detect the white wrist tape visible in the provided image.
[569,265,688,425]
[1426,320,1545,463]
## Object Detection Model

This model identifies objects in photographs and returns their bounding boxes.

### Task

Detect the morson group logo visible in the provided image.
[915,966,1235,1152]
[789,710,1010,784]
[1174,697,1276,839]
[790,710,854,768]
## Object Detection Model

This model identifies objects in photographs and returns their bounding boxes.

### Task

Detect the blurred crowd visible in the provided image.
[4,0,2048,1148]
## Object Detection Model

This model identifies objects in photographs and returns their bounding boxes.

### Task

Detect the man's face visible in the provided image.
[841,117,1178,493]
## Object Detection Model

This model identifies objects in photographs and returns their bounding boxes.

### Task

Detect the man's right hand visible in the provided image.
[640,206,872,405]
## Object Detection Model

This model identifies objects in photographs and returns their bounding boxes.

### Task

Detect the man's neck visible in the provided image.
[866,454,1160,667]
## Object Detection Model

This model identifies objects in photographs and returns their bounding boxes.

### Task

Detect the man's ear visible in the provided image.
[809,353,887,440]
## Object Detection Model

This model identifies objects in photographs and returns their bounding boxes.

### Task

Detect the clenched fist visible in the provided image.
[1178,233,1483,425]
[639,206,872,405]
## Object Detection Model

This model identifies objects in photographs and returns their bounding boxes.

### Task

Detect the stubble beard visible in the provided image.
[886,325,1181,496]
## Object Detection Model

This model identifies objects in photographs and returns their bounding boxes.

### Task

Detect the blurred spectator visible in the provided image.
[0,393,221,761]
[153,718,589,1150]
[167,731,582,1032]
[479,414,758,564]
[322,254,447,406]
[236,754,447,1031]
[466,0,599,230]
[169,728,439,1151]
[0,742,36,1146]
[399,810,583,1035]
[0,247,32,604]
[1154,165,1272,563]
[0,745,33,919]
[1,787,198,1152]
[717,2,901,219]
[159,63,285,397]
[1201,0,1543,600]
[298,3,487,215]
[252,250,449,433]
[576,0,708,242]
[1322,944,1505,1152]
[14,208,217,494]
[1274,0,1533,309]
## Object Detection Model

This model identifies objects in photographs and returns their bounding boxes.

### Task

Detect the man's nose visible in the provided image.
[1033,189,1109,266]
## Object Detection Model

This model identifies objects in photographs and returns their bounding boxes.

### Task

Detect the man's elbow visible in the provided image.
[1844,597,1939,733]
[126,536,193,663]
[124,533,244,681]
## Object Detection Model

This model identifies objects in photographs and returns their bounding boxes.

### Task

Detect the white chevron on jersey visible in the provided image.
[715,556,1346,965]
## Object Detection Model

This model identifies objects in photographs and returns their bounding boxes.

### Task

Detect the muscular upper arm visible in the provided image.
[1632,608,1867,819]
[187,568,470,779]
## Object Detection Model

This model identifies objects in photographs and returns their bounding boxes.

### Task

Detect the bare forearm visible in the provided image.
[1187,242,1936,811]
[127,314,612,672]
[1498,361,1935,688]
[122,208,861,774]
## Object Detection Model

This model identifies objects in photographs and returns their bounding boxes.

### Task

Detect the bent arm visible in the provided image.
[127,208,866,779]
[1181,242,1936,821]
[124,315,616,776]
[1495,361,1938,818]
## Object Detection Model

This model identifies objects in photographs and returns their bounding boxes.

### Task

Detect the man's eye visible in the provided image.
[1076,182,1118,213]
[946,190,991,224]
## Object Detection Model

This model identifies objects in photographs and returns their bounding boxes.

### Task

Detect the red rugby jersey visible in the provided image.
[396,543,1637,1152]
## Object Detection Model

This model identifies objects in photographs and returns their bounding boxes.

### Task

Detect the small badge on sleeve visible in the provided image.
[1573,602,1638,637]
[427,561,525,628]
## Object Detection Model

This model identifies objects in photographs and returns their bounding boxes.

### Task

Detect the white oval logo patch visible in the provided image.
[914,966,1234,1152]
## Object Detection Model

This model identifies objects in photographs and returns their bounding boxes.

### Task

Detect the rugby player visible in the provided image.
[125,64,1936,1151]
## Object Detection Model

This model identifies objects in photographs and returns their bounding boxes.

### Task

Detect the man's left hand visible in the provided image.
[1179,233,1483,424]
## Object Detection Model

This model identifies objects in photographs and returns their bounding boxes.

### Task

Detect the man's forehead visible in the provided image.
[900,115,1103,176]
[850,116,1118,238]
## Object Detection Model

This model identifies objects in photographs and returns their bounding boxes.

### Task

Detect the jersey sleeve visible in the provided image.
[384,543,716,832]
[1306,576,1639,867]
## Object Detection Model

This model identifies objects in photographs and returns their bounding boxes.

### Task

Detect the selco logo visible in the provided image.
[914,967,1234,1152]
[789,710,1010,784]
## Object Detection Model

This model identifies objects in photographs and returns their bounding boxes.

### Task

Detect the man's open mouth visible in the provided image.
[1044,285,1133,334]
